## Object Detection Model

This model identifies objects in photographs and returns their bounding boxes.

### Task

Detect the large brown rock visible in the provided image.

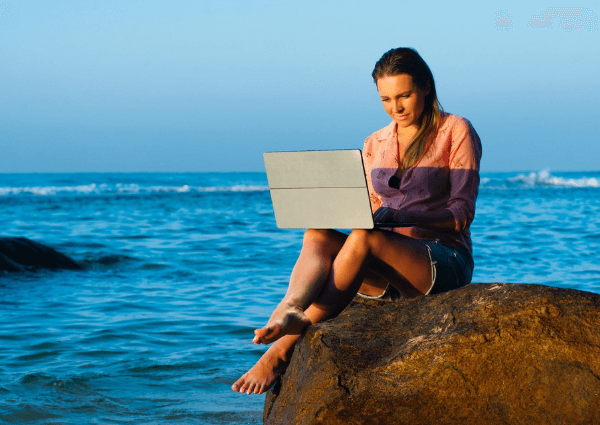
[264,283,600,425]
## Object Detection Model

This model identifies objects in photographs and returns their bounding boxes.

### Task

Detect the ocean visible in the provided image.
[1,171,599,424]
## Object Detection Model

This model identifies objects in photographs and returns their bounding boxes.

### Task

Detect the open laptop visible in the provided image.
[263,149,417,229]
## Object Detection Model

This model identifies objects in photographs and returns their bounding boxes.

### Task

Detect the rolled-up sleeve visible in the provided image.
[447,118,482,232]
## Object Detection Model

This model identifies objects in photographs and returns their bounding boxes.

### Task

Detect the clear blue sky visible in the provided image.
[1,1,598,172]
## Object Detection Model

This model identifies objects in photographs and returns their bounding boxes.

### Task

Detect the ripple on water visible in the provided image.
[16,350,63,362]
[23,374,93,394]
[1,404,62,422]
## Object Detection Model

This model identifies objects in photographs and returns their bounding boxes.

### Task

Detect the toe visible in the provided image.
[254,325,274,339]
[257,324,281,344]
[246,382,256,394]
[231,377,244,392]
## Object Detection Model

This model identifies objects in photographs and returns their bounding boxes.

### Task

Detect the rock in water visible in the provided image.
[0,237,81,272]
[264,283,600,425]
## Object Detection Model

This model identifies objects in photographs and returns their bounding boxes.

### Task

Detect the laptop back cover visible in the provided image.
[264,150,374,229]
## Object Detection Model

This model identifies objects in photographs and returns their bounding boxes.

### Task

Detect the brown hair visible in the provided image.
[372,47,446,169]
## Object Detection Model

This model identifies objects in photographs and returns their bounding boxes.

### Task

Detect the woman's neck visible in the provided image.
[396,126,417,167]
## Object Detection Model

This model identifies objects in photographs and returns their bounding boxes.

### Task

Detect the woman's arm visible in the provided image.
[375,117,482,233]
[445,118,482,232]
[374,207,456,231]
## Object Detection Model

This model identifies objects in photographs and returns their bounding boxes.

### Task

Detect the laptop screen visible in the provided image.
[263,150,375,229]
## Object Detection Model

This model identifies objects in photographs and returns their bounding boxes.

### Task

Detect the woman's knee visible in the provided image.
[304,228,333,243]
[348,228,384,242]
[345,229,377,252]
[345,230,398,259]
[302,229,345,251]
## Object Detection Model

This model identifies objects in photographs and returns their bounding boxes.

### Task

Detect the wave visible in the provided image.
[2,171,597,197]
[0,183,269,197]
[507,170,600,188]
[481,170,600,189]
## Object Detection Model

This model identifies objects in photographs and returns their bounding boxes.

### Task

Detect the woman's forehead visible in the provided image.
[376,74,415,92]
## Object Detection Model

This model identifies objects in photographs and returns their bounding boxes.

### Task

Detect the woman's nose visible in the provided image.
[392,100,404,113]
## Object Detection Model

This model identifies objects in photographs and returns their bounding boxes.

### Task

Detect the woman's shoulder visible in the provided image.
[439,112,482,160]
[438,112,480,143]
[440,112,474,132]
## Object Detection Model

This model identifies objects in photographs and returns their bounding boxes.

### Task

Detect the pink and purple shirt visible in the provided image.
[363,112,482,255]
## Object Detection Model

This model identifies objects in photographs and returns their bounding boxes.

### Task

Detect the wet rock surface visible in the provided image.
[0,237,81,272]
[264,283,600,425]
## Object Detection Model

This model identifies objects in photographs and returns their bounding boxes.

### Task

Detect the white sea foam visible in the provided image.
[0,184,269,196]
[508,170,600,188]
[0,184,101,196]
[3,171,596,198]
[199,185,268,192]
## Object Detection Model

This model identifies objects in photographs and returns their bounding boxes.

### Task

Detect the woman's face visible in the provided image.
[376,73,430,135]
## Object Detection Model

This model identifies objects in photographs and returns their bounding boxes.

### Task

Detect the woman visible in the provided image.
[232,47,482,395]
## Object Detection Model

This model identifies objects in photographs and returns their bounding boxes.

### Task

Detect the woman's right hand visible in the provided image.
[373,207,413,225]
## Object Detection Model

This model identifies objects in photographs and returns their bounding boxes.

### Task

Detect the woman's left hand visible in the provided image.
[373,207,414,225]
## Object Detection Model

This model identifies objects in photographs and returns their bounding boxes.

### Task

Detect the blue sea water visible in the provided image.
[1,170,599,424]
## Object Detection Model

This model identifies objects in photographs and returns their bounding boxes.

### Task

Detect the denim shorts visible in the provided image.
[357,239,473,301]
[421,239,474,295]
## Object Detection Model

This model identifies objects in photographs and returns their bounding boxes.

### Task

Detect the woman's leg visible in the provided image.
[232,228,348,394]
[255,229,431,345]
[252,228,349,344]
[301,229,431,327]
[232,229,432,394]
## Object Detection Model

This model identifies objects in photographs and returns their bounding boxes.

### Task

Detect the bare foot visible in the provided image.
[253,303,311,345]
[231,340,294,395]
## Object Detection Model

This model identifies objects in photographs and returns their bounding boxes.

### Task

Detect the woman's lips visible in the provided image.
[396,114,408,120]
